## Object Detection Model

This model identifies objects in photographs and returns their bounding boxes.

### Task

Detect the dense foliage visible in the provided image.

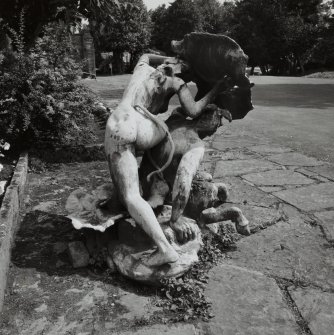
[0,22,97,149]
[0,0,121,47]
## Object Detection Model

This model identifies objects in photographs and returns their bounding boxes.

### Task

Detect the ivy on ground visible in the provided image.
[158,227,239,322]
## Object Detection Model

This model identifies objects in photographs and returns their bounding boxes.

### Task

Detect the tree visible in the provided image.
[229,0,282,73]
[281,0,323,22]
[0,0,121,48]
[194,0,236,34]
[194,0,223,33]
[230,0,323,75]
[310,0,334,68]
[150,0,202,54]
[90,0,151,73]
[150,5,169,52]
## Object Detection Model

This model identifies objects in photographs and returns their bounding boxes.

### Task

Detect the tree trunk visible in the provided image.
[113,51,125,74]
[260,65,266,75]
[296,55,305,75]
[129,53,140,73]
[293,57,298,75]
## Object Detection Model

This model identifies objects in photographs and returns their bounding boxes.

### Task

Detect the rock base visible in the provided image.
[65,183,249,284]
[110,220,202,285]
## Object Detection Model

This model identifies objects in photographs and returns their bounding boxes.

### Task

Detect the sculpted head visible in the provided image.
[151,58,191,81]
[217,78,255,120]
[194,105,226,139]
[171,39,185,57]
[150,58,194,86]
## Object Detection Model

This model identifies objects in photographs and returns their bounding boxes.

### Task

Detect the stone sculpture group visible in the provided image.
[66,32,254,284]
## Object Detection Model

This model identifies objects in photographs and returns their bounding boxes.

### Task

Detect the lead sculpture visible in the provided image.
[66,33,254,284]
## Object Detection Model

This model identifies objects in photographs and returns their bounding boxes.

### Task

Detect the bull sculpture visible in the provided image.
[171,32,254,120]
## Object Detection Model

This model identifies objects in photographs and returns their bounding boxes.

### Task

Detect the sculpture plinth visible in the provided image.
[65,182,205,284]
[66,176,249,284]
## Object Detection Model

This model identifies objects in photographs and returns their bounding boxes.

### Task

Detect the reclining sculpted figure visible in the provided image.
[139,104,232,242]
[139,104,250,243]
[104,53,225,267]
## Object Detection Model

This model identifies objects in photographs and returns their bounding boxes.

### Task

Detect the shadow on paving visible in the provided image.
[1,210,164,334]
[0,162,169,334]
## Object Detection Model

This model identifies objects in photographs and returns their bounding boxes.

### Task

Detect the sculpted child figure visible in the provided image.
[105,53,223,267]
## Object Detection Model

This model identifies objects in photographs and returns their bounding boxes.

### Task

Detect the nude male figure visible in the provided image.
[105,54,223,266]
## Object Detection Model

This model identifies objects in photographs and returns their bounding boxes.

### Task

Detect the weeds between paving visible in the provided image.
[158,230,238,323]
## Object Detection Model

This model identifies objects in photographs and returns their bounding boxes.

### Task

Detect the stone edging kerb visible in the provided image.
[0,152,28,312]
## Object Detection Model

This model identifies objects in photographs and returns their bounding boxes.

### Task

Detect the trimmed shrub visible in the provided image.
[0,22,97,149]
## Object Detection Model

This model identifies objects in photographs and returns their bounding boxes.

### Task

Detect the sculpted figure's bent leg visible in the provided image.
[105,116,179,266]
[107,148,179,266]
[170,145,205,242]
[200,206,250,236]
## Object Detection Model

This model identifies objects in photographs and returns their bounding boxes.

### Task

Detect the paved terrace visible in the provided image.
[0,75,333,335]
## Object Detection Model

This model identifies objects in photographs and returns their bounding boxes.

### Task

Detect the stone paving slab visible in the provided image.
[296,167,322,177]
[294,168,330,183]
[204,148,261,162]
[273,182,334,212]
[119,324,197,335]
[248,144,293,155]
[242,169,315,186]
[227,205,334,290]
[211,139,269,151]
[306,165,334,182]
[259,186,285,193]
[212,131,266,143]
[214,159,281,177]
[222,176,280,208]
[314,210,334,242]
[267,152,324,167]
[200,264,299,335]
[211,140,256,151]
[288,287,334,335]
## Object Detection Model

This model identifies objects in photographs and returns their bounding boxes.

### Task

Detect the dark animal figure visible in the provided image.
[171,32,254,120]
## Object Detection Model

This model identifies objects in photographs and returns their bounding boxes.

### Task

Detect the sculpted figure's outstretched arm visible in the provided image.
[174,78,221,118]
